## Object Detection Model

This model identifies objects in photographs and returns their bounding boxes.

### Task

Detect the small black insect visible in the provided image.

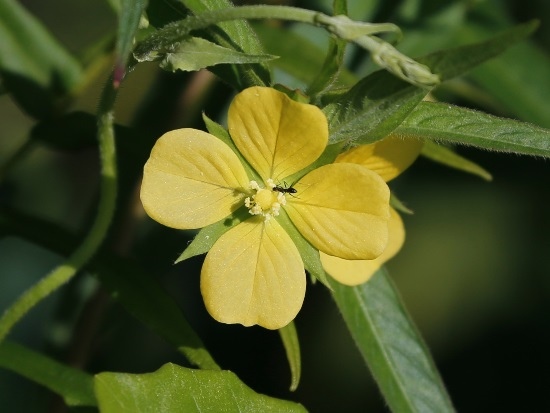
[272,181,297,195]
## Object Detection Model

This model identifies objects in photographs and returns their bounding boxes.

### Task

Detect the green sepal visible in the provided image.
[397,101,550,158]
[278,321,301,392]
[421,140,492,181]
[277,209,332,289]
[94,363,307,413]
[175,207,250,264]
[284,141,345,186]
[390,192,414,215]
[159,36,277,73]
[202,112,262,182]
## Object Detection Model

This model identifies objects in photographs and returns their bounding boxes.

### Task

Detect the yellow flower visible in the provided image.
[320,136,423,285]
[140,86,391,329]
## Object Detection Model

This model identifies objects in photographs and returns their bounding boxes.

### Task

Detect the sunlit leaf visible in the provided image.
[160,36,276,72]
[397,102,550,157]
[95,363,308,412]
[323,21,538,145]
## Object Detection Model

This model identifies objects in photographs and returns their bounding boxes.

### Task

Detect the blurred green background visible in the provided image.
[1,0,549,411]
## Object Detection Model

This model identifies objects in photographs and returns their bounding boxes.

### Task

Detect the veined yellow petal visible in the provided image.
[320,208,405,286]
[201,217,305,330]
[140,128,250,229]
[285,163,390,260]
[336,135,423,182]
[228,86,328,181]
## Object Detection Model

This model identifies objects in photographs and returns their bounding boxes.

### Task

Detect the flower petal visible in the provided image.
[284,163,390,260]
[336,135,423,182]
[201,217,305,330]
[228,86,328,181]
[140,128,250,229]
[320,208,405,285]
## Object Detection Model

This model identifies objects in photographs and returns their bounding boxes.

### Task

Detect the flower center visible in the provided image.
[244,179,287,221]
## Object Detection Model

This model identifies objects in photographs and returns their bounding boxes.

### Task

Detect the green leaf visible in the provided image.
[418,20,538,82]
[253,23,356,89]
[306,0,348,100]
[278,321,301,392]
[397,102,550,157]
[139,0,271,88]
[0,340,96,407]
[323,20,538,146]
[0,0,82,118]
[323,69,427,145]
[421,140,492,181]
[330,268,455,413]
[94,363,308,413]
[114,0,148,83]
[161,36,276,72]
[463,26,550,128]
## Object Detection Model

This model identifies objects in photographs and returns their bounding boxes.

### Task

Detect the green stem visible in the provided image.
[134,4,438,87]
[0,79,118,343]
[135,5,399,59]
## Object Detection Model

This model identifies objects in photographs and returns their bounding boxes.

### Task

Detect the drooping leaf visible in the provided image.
[421,140,492,181]
[397,102,550,157]
[160,36,276,72]
[94,363,308,412]
[0,0,82,118]
[330,268,455,413]
[278,321,301,392]
[323,21,538,146]
[137,0,271,88]
[0,340,96,407]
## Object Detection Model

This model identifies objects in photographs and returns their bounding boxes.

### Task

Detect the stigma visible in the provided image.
[245,180,287,221]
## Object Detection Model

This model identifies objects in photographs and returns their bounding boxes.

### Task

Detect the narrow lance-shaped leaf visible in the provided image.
[323,20,538,146]
[0,0,82,118]
[160,36,276,73]
[114,0,148,85]
[278,321,301,392]
[0,340,96,407]
[152,0,271,88]
[397,102,550,157]
[306,0,349,100]
[330,268,455,413]
[421,140,493,181]
[94,363,308,413]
